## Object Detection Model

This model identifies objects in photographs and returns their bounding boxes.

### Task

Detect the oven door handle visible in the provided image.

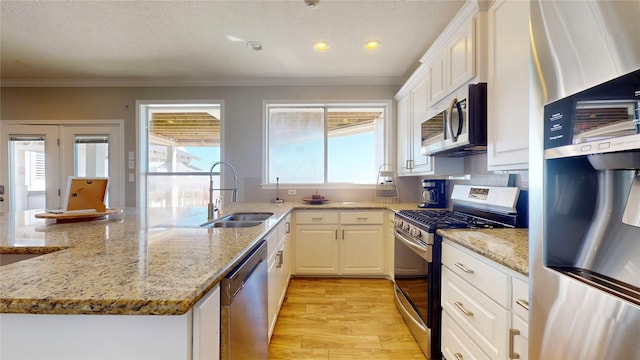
[394,286,428,331]
[395,230,431,258]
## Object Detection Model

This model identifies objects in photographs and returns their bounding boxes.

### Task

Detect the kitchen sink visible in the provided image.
[208,221,263,228]
[199,212,274,228]
[217,212,274,222]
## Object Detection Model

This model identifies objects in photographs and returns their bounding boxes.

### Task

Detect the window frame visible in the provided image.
[262,100,393,189]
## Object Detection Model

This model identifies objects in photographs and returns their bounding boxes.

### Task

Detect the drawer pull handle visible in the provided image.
[454,301,474,317]
[276,250,283,268]
[357,217,368,221]
[454,262,474,273]
[312,217,323,221]
[454,352,464,360]
[509,328,521,359]
[515,299,529,311]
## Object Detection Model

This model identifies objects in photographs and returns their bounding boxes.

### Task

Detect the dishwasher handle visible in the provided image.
[221,240,266,305]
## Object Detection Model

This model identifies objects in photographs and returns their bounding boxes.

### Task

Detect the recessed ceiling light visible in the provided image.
[364,40,381,51]
[246,41,263,51]
[313,41,329,52]
[305,0,319,8]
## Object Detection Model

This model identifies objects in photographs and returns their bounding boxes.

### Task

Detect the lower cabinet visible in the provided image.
[267,215,292,339]
[293,210,385,276]
[0,285,221,360]
[441,240,529,360]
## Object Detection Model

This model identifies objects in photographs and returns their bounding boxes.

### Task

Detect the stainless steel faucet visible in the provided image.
[207,161,238,221]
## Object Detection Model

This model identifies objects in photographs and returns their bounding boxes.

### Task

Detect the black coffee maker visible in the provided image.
[418,179,447,208]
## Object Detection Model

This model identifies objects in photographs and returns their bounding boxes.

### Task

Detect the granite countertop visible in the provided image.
[437,228,529,276]
[0,201,419,315]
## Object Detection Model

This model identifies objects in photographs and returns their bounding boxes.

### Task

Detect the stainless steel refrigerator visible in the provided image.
[530,1,640,359]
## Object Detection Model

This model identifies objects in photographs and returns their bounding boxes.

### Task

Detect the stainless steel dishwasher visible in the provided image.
[220,240,268,360]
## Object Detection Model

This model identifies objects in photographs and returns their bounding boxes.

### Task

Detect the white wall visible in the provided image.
[1,85,399,207]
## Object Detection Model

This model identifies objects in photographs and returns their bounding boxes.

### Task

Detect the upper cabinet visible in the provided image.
[486,0,530,170]
[396,1,488,176]
[427,18,476,107]
[396,69,464,177]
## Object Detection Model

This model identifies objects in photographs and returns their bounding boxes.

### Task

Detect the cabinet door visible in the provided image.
[411,77,433,172]
[294,225,339,275]
[447,19,475,92]
[340,225,384,275]
[267,246,280,339]
[427,49,448,107]
[487,0,530,170]
[511,314,529,360]
[192,285,221,360]
[396,95,412,175]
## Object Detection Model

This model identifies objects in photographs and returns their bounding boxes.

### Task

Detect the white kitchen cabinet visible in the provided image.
[442,240,529,360]
[426,9,477,107]
[396,69,464,176]
[193,285,221,360]
[294,211,340,275]
[510,276,529,360]
[427,49,447,106]
[340,228,383,275]
[0,284,221,360]
[293,210,385,276]
[268,215,291,339]
[487,0,530,170]
[397,94,412,176]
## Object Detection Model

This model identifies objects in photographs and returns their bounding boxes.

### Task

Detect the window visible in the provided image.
[266,103,387,185]
[143,104,222,208]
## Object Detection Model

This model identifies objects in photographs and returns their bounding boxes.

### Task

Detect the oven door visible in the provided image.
[394,229,432,326]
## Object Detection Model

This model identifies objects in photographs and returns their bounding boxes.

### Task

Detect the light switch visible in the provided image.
[128,173,135,182]
[128,151,135,160]
[128,161,134,169]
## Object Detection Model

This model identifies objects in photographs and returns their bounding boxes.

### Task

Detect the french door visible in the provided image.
[0,122,123,214]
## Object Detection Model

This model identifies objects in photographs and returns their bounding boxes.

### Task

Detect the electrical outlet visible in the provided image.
[288,189,297,195]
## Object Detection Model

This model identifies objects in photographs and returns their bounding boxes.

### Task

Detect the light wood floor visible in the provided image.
[268,277,426,360]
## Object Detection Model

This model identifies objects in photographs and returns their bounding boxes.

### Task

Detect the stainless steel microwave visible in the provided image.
[420,82,487,157]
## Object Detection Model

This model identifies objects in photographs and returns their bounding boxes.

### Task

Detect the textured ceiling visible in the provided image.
[0,0,464,86]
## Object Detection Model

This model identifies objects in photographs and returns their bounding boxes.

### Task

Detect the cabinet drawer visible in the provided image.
[442,241,510,307]
[340,211,384,224]
[442,311,490,360]
[295,211,339,224]
[512,276,529,320]
[266,230,278,258]
[442,267,509,360]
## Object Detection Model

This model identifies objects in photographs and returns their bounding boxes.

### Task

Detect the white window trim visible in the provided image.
[261,100,394,189]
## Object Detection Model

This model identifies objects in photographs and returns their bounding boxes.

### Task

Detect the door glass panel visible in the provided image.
[74,135,109,177]
[9,136,46,211]
[74,134,110,206]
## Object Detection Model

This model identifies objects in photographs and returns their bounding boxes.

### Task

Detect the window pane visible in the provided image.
[147,108,221,208]
[148,175,212,208]
[327,107,382,184]
[268,107,325,183]
[148,111,220,173]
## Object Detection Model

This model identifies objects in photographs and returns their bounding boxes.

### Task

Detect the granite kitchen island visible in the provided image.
[0,201,417,359]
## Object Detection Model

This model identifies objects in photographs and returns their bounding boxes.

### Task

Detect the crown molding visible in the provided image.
[0,76,405,88]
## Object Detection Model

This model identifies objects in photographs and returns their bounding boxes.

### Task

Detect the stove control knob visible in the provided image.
[394,219,402,227]
[403,223,411,231]
[412,228,422,237]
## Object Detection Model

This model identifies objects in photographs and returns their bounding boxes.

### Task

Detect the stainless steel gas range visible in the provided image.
[393,185,527,359]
